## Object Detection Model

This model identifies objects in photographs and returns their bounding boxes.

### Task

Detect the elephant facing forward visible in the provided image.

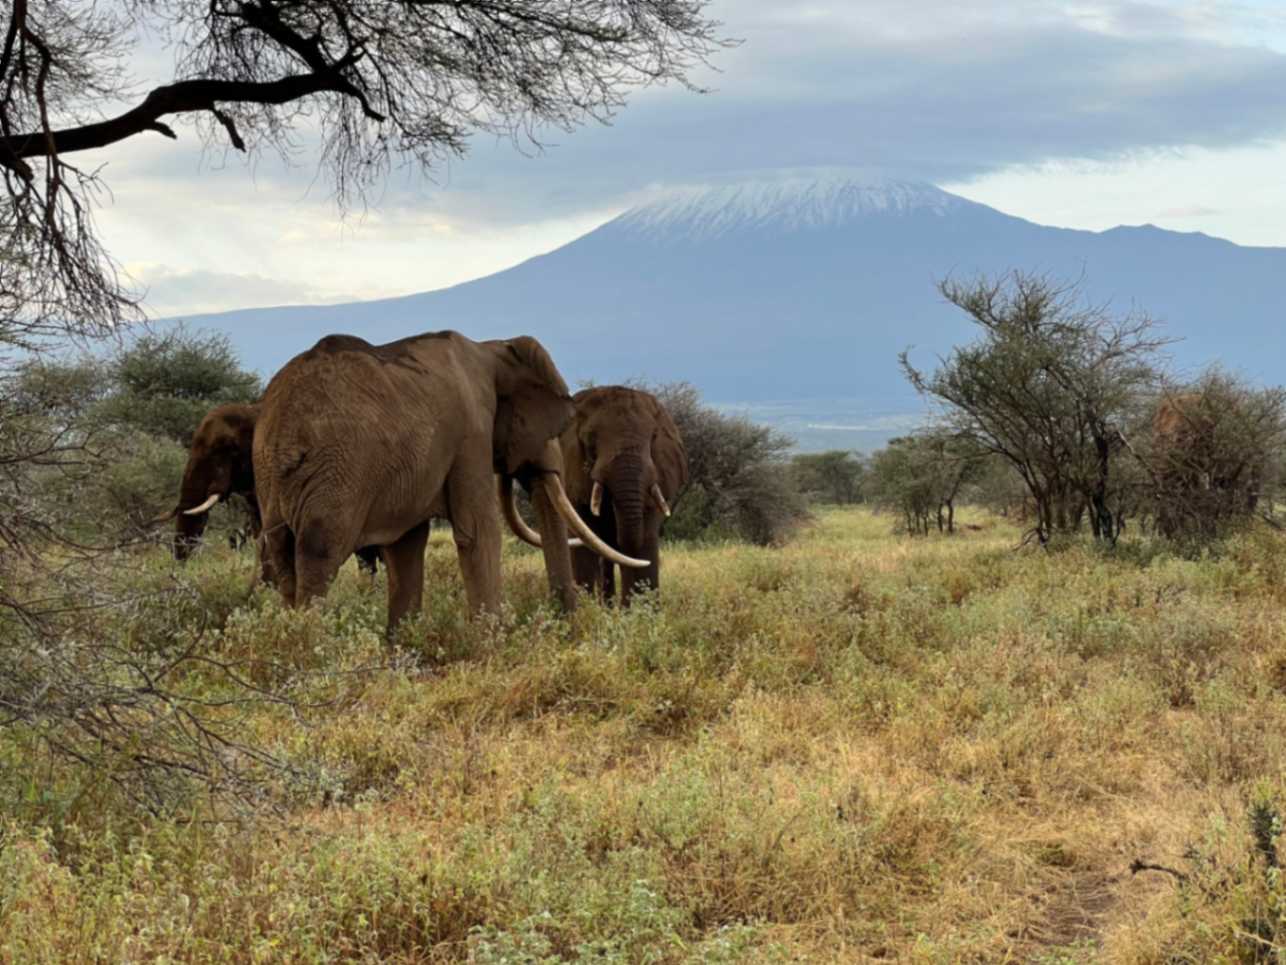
[252,331,641,632]
[153,402,381,576]
[559,386,688,604]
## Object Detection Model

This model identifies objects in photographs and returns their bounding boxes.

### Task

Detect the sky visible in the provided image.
[83,0,1286,317]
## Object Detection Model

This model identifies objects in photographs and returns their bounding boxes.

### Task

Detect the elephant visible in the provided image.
[152,402,380,576]
[251,331,643,632]
[558,386,688,604]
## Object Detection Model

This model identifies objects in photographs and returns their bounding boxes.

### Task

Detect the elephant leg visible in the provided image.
[293,518,350,610]
[572,502,615,602]
[446,459,503,615]
[261,519,296,604]
[620,519,661,607]
[572,545,603,599]
[354,545,380,579]
[600,558,618,602]
[531,476,577,613]
[382,522,430,634]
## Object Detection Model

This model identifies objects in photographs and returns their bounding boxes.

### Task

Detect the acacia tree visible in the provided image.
[792,450,866,505]
[867,430,983,536]
[2,0,726,334]
[901,273,1168,545]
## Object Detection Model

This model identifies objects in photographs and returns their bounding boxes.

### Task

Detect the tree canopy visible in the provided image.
[902,272,1168,544]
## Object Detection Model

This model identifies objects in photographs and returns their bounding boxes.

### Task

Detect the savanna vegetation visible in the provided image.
[7,509,1286,961]
[8,267,1286,960]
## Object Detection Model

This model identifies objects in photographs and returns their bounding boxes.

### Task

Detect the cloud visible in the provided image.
[1154,204,1222,219]
[344,0,1286,225]
[77,0,1286,315]
[89,0,1286,230]
[124,265,360,317]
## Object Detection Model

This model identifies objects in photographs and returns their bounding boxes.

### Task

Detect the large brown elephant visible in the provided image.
[153,402,380,575]
[252,331,642,631]
[559,386,688,604]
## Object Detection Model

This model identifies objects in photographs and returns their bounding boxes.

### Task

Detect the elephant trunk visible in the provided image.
[606,449,649,559]
[173,466,227,561]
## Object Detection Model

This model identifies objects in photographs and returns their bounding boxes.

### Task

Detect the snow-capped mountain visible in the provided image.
[616,174,972,239]
[172,171,1286,451]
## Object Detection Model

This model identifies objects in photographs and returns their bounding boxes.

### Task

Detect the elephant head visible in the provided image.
[487,338,648,611]
[153,403,259,560]
[559,386,689,603]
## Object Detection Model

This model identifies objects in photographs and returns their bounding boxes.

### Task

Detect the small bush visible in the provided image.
[642,381,809,546]
[792,450,865,504]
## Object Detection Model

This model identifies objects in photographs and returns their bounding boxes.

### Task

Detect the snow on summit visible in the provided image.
[615,173,969,240]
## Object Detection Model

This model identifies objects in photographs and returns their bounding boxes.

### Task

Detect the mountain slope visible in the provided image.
[175,174,1286,448]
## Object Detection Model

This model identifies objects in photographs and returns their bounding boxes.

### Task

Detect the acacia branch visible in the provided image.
[4,69,384,161]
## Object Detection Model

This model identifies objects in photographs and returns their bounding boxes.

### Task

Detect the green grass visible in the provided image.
[5,508,1286,961]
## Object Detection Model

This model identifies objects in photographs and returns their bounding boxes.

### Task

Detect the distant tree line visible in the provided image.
[899,272,1286,545]
[783,272,1286,546]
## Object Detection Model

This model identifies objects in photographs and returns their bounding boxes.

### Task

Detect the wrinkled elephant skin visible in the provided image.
[252,331,606,633]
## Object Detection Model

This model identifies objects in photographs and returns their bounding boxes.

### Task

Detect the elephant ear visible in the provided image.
[492,336,575,475]
[652,396,690,498]
[558,399,595,504]
[232,405,259,483]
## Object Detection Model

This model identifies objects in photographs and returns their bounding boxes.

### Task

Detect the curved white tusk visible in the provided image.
[651,484,672,518]
[590,481,604,517]
[149,507,179,526]
[182,493,222,516]
[499,477,590,550]
[546,474,649,569]
[498,476,545,549]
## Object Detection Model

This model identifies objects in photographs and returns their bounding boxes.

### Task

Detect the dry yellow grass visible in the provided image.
[4,508,1286,962]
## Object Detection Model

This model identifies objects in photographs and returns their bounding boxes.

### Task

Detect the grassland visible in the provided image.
[5,508,1286,962]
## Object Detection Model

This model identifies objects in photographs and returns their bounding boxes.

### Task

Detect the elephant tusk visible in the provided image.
[499,477,589,550]
[149,507,179,526]
[546,474,649,569]
[590,481,604,517]
[182,493,222,516]
[651,484,672,518]
[498,476,545,549]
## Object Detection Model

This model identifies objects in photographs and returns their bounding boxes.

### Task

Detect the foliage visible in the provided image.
[792,450,866,504]
[968,452,1032,519]
[0,0,728,868]
[866,430,985,535]
[7,328,261,540]
[902,272,1168,544]
[98,328,263,445]
[1130,370,1286,541]
[643,381,809,545]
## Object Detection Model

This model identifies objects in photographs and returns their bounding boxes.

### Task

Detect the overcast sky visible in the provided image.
[89,0,1286,317]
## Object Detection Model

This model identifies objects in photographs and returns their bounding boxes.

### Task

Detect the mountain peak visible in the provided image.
[613,171,969,240]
